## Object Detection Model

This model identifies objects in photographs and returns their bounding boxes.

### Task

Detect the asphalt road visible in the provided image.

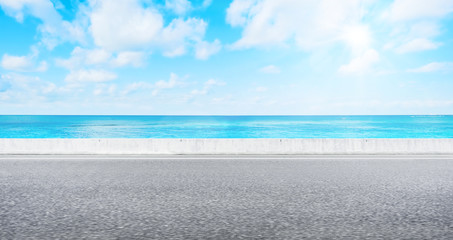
[1,155,453,239]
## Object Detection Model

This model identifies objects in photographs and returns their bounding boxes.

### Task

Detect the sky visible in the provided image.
[0,0,452,115]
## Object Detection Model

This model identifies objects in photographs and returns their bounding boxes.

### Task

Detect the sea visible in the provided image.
[0,115,452,138]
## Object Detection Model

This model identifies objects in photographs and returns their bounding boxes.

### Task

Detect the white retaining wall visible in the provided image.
[0,139,452,154]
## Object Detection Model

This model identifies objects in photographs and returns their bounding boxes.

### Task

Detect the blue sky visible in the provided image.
[0,0,452,115]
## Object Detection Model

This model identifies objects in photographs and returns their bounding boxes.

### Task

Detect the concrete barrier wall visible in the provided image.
[0,139,453,154]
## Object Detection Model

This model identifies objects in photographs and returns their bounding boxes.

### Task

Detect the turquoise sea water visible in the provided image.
[0,115,452,138]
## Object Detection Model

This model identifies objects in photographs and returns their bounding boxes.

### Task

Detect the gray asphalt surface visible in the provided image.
[1,155,453,239]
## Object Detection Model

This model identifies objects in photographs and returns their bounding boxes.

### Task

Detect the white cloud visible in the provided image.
[93,84,117,96]
[385,21,442,53]
[89,0,208,59]
[56,47,111,69]
[384,0,453,22]
[408,62,453,73]
[0,73,59,102]
[190,79,225,96]
[205,79,225,87]
[90,0,163,51]
[0,0,56,22]
[339,49,379,75]
[202,0,213,8]
[162,18,206,43]
[1,0,212,59]
[226,0,256,27]
[165,0,192,15]
[121,82,152,96]
[0,74,12,92]
[152,73,183,96]
[155,77,178,89]
[226,0,452,59]
[195,39,221,60]
[111,51,146,67]
[160,18,207,57]
[65,69,117,83]
[36,61,48,72]
[259,65,280,74]
[395,38,441,53]
[382,0,453,54]
[85,48,111,65]
[409,22,441,39]
[2,55,33,71]
[162,46,187,58]
[124,73,188,97]
[92,88,102,96]
[0,0,86,49]
[1,51,48,72]
[56,47,146,69]
[190,89,206,95]
[226,0,373,51]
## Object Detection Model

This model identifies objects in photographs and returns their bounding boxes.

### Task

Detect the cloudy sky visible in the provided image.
[0,0,452,115]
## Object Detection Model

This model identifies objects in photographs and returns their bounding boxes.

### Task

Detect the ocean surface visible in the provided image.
[0,115,452,138]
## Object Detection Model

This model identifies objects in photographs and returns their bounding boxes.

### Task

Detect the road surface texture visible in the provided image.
[1,155,453,239]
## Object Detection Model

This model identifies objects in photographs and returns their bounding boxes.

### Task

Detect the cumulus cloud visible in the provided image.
[190,79,225,96]
[408,22,442,39]
[56,47,111,69]
[408,62,453,73]
[152,73,183,96]
[89,0,213,59]
[162,46,186,58]
[387,22,443,53]
[0,74,12,92]
[160,18,207,57]
[0,0,54,22]
[93,84,117,96]
[1,0,218,59]
[226,0,372,51]
[123,73,188,97]
[121,82,152,96]
[202,0,213,8]
[382,0,453,54]
[195,39,221,60]
[84,49,112,65]
[227,0,378,75]
[0,73,58,102]
[1,49,48,72]
[0,0,86,49]
[259,65,280,74]
[206,79,225,87]
[155,76,179,88]
[226,0,452,59]
[226,0,256,27]
[56,47,146,69]
[165,0,192,15]
[111,51,146,67]
[339,49,380,75]
[383,0,453,22]
[65,69,117,83]
[90,0,163,51]
[395,38,441,53]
